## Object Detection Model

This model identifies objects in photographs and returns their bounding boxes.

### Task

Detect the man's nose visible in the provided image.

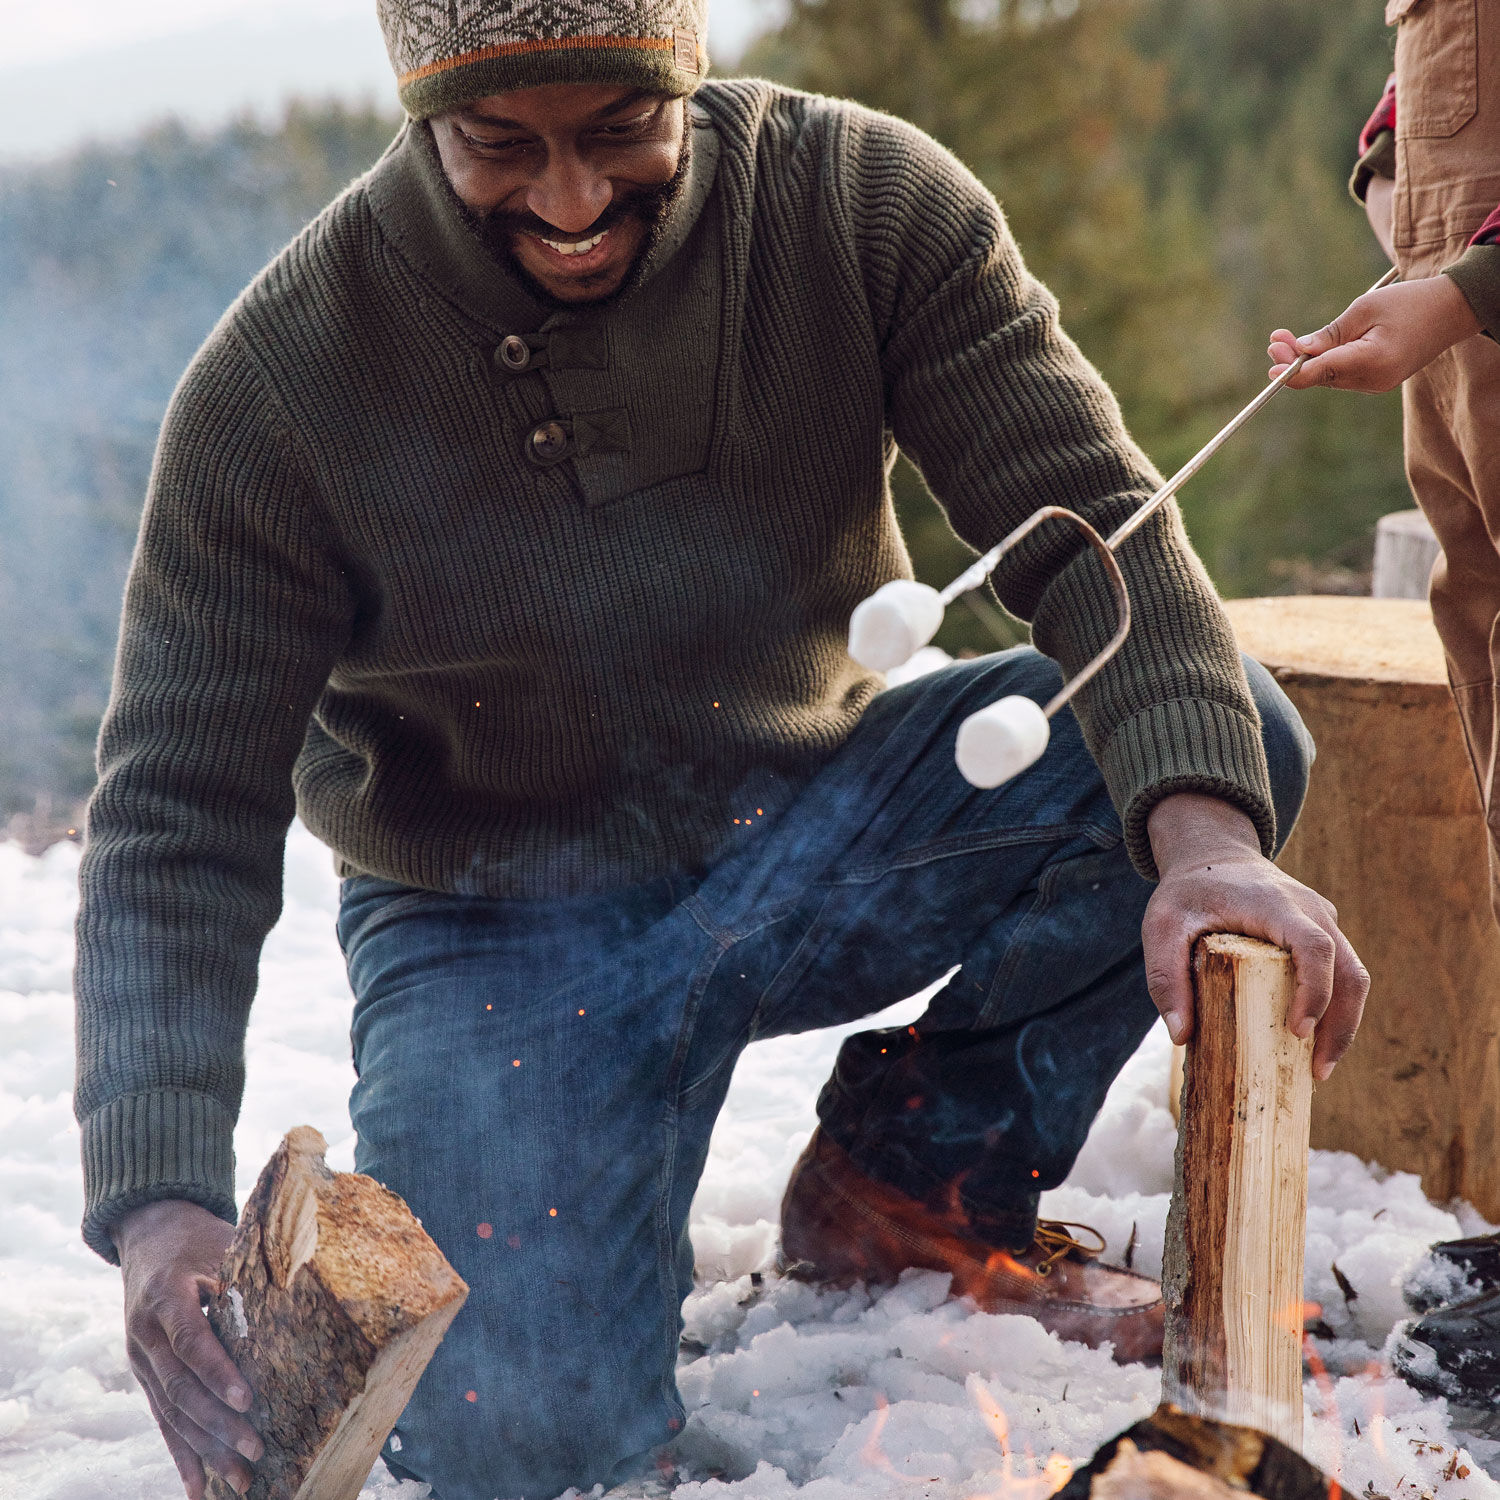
[526,150,611,235]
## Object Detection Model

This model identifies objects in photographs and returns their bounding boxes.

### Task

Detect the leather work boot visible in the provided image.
[1402,1232,1500,1313]
[1393,1287,1500,1403]
[779,1129,1164,1364]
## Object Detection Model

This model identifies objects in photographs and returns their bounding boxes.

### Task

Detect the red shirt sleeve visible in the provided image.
[1359,74,1397,155]
[1473,205,1500,247]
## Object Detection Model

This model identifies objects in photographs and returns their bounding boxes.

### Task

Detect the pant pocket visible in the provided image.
[1392,0,1477,139]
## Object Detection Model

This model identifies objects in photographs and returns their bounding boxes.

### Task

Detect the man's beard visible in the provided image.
[468,131,692,309]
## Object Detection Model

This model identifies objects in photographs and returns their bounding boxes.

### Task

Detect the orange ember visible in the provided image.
[1274,1297,1319,1331]
[981,1247,1042,1289]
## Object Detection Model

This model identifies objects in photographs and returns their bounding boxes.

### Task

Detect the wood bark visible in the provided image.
[1054,1404,1329,1500]
[203,1127,468,1500]
[1226,595,1500,1219]
[1161,936,1312,1449]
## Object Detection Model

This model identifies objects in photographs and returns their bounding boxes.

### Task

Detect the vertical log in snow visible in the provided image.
[1161,937,1313,1450]
[204,1127,468,1500]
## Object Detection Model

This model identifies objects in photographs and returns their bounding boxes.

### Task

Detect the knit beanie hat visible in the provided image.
[377,0,709,120]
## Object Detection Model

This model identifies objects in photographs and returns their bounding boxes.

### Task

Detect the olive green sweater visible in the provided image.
[75,79,1274,1260]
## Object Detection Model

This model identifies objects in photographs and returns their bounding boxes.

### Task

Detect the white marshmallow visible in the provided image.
[955,695,1051,788]
[847,580,945,671]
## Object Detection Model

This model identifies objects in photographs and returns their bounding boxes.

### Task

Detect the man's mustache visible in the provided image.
[482,180,673,243]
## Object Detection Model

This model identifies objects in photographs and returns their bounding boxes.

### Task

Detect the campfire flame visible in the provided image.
[966,1374,1073,1499]
[860,1393,896,1475]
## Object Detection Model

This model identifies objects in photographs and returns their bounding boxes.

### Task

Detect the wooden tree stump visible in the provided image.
[204,1127,468,1500]
[1372,509,1441,600]
[1226,595,1500,1219]
[1162,937,1312,1449]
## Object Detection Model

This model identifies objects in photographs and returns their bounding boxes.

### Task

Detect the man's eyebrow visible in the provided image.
[458,107,528,130]
[589,89,657,119]
[458,91,659,131]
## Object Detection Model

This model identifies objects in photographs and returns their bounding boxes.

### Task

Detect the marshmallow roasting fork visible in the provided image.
[848,266,1402,789]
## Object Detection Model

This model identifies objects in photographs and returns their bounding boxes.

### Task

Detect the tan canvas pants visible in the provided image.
[1392,0,1500,915]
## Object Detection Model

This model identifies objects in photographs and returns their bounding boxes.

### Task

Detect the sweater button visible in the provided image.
[527,419,571,466]
[496,335,532,372]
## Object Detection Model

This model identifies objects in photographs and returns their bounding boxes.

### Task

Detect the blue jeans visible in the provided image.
[336,650,1311,1500]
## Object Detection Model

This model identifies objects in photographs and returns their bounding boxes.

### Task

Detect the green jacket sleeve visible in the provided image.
[73,325,354,1262]
[1444,244,1500,343]
[837,104,1275,878]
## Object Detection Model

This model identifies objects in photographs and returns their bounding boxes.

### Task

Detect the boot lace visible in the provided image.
[1032,1219,1106,1276]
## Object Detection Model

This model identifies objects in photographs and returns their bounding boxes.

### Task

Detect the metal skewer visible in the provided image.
[1106,264,1401,552]
[848,266,1403,788]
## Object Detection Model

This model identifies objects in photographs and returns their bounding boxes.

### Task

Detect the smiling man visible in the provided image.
[75,2,1367,1499]
[441,84,692,301]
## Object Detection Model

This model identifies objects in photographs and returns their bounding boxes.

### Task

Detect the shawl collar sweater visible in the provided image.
[75,80,1273,1258]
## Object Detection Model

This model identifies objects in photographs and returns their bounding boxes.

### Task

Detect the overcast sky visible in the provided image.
[1,0,775,161]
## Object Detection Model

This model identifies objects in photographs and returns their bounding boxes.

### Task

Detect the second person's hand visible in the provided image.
[1267,275,1480,394]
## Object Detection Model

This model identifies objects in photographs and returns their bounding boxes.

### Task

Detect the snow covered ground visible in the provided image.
[3,822,1498,1500]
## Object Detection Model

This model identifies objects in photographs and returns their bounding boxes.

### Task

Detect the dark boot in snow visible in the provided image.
[1402,1232,1500,1313]
[1393,1286,1500,1403]
[778,1128,1164,1365]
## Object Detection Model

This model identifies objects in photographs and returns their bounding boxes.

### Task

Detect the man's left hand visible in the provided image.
[1142,791,1369,1082]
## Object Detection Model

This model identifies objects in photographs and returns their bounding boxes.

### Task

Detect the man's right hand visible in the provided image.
[114,1199,263,1498]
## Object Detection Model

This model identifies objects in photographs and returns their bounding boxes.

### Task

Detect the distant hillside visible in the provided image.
[0,103,398,833]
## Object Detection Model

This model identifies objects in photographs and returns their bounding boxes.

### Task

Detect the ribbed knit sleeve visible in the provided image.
[837,106,1274,875]
[1444,244,1500,342]
[74,326,355,1262]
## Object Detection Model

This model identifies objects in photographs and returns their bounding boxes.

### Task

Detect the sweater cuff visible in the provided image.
[1098,697,1277,881]
[1349,129,1396,204]
[1442,245,1500,343]
[80,1089,239,1264]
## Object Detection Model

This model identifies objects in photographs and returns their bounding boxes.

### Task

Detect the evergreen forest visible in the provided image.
[0,0,1402,837]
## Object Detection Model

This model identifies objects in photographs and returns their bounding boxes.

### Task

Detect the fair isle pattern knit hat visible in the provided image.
[377,0,709,119]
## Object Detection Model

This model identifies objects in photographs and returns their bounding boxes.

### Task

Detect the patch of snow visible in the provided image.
[0,821,1495,1499]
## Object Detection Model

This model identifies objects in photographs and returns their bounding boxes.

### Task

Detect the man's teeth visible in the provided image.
[538,230,607,256]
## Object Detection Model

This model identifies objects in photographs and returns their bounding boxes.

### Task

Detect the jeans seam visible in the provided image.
[742,885,841,1041]
[831,819,1118,885]
[973,880,1053,1031]
[656,934,729,1412]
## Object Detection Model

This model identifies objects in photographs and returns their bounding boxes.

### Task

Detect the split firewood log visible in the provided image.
[203,1126,468,1500]
[1053,1405,1328,1500]
[1162,935,1312,1447]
